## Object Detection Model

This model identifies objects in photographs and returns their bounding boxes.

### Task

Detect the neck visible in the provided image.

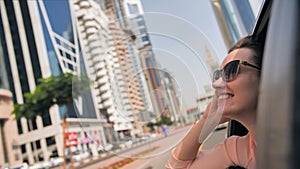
[235,111,257,140]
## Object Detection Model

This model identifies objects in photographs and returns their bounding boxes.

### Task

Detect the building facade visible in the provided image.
[0,0,107,165]
[103,0,147,136]
[120,0,169,122]
[210,0,256,49]
[0,89,22,167]
[0,0,181,166]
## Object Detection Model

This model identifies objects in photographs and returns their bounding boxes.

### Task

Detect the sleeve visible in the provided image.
[165,149,193,169]
[228,134,254,168]
[223,135,239,165]
[165,136,240,169]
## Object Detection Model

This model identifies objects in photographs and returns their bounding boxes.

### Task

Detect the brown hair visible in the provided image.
[228,35,264,68]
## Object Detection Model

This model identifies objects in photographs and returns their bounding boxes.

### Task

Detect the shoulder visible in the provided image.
[224,134,254,167]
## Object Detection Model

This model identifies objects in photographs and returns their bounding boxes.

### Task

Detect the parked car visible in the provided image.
[49,157,63,167]
[97,143,113,152]
[9,163,28,169]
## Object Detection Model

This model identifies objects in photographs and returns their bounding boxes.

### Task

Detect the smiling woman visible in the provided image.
[165,35,263,169]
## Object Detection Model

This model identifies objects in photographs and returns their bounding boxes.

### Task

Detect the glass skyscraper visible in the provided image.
[211,0,257,49]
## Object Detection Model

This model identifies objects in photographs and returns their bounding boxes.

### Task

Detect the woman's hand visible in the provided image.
[172,95,231,161]
[202,95,230,124]
[198,95,230,143]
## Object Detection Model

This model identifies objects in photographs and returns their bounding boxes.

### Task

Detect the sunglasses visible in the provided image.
[212,60,261,82]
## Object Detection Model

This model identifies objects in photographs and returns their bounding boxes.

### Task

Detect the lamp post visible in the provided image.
[62,115,74,169]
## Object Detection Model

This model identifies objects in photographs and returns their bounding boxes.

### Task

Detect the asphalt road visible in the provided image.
[80,125,227,169]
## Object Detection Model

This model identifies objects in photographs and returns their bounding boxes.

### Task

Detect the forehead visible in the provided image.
[221,48,255,67]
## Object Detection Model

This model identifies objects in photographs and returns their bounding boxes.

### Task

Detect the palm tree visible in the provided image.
[12,73,90,169]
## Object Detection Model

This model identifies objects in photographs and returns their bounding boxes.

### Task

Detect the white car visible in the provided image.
[50,157,63,167]
[9,163,28,169]
[97,143,113,152]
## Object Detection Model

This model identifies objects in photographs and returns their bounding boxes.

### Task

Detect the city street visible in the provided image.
[80,125,227,169]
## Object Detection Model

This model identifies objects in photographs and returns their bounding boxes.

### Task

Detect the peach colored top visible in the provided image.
[165,134,256,169]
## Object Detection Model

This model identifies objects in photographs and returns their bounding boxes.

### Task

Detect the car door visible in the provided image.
[254,0,300,169]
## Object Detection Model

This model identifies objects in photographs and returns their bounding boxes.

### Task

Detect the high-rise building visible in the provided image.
[0,0,108,165]
[71,0,131,137]
[196,46,218,113]
[204,46,219,76]
[210,0,256,49]
[160,70,181,122]
[0,43,8,89]
[104,0,150,136]
[120,0,168,121]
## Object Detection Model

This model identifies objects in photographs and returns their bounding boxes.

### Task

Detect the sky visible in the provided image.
[140,0,228,109]
[140,0,263,109]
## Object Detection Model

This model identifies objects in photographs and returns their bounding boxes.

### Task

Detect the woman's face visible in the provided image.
[212,47,260,120]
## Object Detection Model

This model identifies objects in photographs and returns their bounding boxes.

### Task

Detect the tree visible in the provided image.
[12,73,90,119]
[158,115,173,126]
[12,73,91,169]
[146,115,173,133]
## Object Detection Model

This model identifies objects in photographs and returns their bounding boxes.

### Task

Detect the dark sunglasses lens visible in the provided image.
[224,61,239,82]
[213,70,220,82]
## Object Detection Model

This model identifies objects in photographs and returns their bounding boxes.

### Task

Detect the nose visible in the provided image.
[212,76,226,89]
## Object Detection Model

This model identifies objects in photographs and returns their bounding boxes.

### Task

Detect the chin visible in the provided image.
[221,106,238,118]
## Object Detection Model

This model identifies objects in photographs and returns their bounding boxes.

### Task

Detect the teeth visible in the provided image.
[218,94,232,99]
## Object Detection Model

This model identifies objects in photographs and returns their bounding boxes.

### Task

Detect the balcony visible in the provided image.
[99,81,110,90]
[107,108,114,114]
[87,33,98,41]
[114,69,121,74]
[90,48,104,57]
[83,14,93,21]
[84,20,95,28]
[95,62,105,70]
[102,99,113,107]
[112,57,119,63]
[86,27,97,36]
[92,57,105,64]
[97,77,109,85]
[101,92,112,100]
[79,0,90,8]
[96,69,107,77]
[95,96,102,103]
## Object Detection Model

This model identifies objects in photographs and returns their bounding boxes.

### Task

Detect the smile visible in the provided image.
[218,94,233,99]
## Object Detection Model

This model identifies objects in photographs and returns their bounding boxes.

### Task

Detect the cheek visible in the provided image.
[238,80,260,108]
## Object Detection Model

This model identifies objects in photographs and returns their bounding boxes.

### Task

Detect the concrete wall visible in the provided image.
[0,89,22,167]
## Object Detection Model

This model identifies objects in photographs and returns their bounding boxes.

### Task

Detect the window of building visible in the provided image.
[46,136,56,146]
[141,36,149,42]
[27,117,37,131]
[139,28,146,35]
[31,140,41,151]
[21,144,26,154]
[137,20,144,26]
[42,111,52,127]
[35,140,41,149]
[14,153,20,161]
[128,4,139,14]
[17,119,23,134]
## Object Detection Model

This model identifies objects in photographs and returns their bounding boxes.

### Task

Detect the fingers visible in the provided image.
[198,96,223,143]
[210,95,218,113]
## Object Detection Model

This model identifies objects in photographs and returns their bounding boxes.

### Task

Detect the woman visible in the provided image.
[165,35,263,169]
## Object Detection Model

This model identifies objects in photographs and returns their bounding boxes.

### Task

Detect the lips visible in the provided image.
[218,93,234,99]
